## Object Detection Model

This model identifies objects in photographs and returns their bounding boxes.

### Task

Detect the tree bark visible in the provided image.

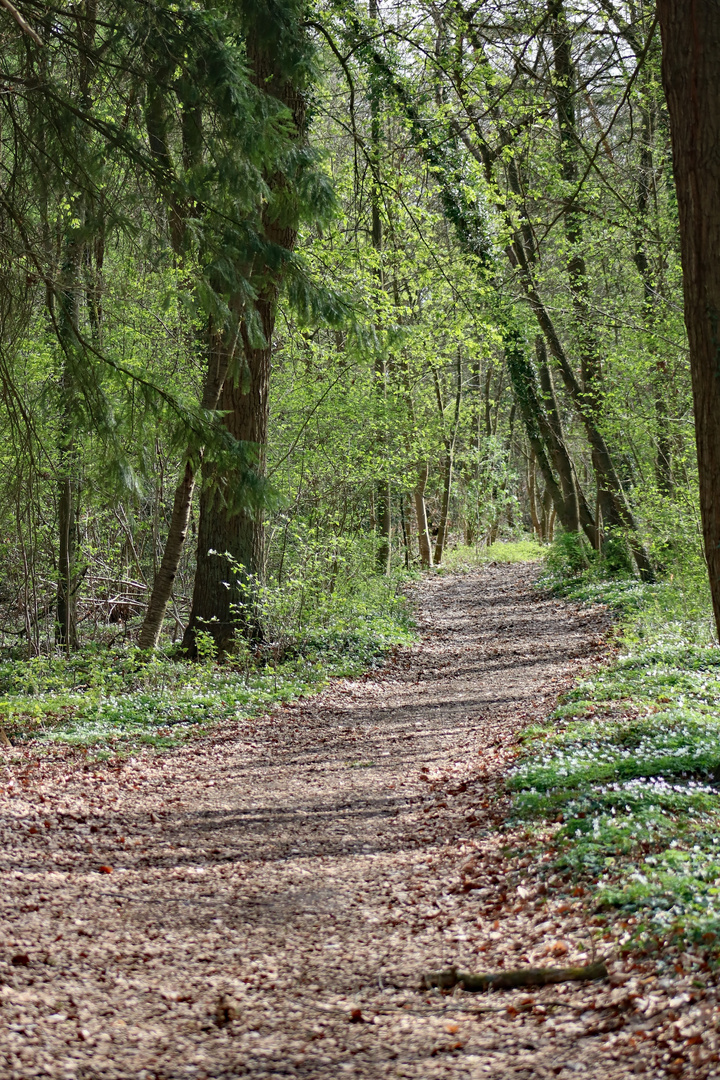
[55,236,83,652]
[548,0,654,573]
[503,328,576,535]
[434,452,453,566]
[137,70,210,650]
[535,337,597,545]
[137,318,238,650]
[55,3,98,650]
[657,0,720,638]
[181,20,307,658]
[369,0,391,574]
[528,451,541,539]
[433,352,462,565]
[414,462,433,569]
[182,294,277,657]
[402,355,433,569]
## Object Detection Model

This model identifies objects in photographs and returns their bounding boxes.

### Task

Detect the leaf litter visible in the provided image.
[0,563,717,1078]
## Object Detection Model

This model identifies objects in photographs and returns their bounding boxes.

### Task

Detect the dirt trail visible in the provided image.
[0,564,717,1079]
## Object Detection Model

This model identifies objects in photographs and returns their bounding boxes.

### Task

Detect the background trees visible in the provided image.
[0,0,707,653]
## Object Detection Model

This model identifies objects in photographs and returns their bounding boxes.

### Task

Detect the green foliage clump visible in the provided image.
[511,541,720,955]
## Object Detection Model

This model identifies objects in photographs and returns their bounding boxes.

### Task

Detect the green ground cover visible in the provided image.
[0,541,541,756]
[440,538,546,571]
[510,542,720,956]
[0,576,415,757]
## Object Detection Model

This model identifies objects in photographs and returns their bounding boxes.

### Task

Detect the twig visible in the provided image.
[0,0,42,46]
[422,961,608,993]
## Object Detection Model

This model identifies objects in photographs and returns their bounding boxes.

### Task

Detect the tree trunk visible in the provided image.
[369,0,391,574]
[433,351,462,566]
[414,462,433,569]
[528,451,541,539]
[375,476,391,573]
[182,298,275,658]
[55,240,83,652]
[634,96,674,495]
[56,474,79,652]
[503,324,589,543]
[657,0,720,638]
[403,357,432,569]
[181,20,307,658]
[484,365,493,438]
[137,320,237,650]
[55,4,97,651]
[138,68,209,650]
[535,337,597,545]
[508,238,653,577]
[400,494,411,569]
[434,451,453,566]
[548,0,652,572]
[472,27,650,571]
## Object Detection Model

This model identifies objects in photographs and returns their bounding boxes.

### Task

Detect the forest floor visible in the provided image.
[1,563,718,1079]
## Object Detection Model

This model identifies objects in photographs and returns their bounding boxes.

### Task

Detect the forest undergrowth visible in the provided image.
[511,537,720,968]
[0,570,415,757]
[0,539,539,756]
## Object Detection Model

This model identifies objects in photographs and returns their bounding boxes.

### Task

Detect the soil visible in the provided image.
[0,563,718,1079]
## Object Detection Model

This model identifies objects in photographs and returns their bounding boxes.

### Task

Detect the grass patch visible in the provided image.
[511,542,720,956]
[440,537,545,572]
[0,577,415,756]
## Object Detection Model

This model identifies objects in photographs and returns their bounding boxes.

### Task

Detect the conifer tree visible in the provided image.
[181,0,324,656]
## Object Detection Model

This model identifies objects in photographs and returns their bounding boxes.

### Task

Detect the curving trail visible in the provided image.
[0,564,716,1079]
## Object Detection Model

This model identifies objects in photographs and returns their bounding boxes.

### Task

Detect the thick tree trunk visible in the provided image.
[55,7,97,651]
[181,20,306,658]
[138,70,209,650]
[657,0,720,638]
[182,300,274,657]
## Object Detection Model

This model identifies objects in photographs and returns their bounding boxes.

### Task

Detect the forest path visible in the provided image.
[0,563,683,1079]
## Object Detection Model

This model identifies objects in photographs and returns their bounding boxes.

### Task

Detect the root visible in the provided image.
[421,961,608,993]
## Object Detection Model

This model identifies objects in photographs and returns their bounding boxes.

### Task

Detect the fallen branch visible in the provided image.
[421,961,608,993]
